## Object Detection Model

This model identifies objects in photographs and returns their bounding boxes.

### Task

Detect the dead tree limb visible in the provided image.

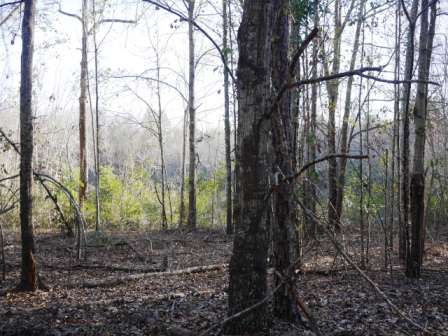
[38,179,73,236]
[120,240,147,261]
[34,172,87,260]
[297,197,430,334]
[70,264,227,289]
[291,286,321,336]
[47,263,165,273]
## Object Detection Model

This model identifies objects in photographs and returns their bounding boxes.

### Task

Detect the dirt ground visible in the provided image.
[0,228,447,335]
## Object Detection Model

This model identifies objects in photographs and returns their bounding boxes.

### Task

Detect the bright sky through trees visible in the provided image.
[1,0,226,129]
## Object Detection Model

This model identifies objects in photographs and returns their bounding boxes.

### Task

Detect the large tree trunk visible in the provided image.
[226,0,274,333]
[271,0,300,321]
[407,0,436,278]
[187,0,196,228]
[17,0,39,292]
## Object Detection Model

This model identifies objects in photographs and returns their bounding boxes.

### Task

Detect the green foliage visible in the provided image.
[291,0,319,27]
[15,158,232,231]
[194,165,227,227]
[37,165,172,231]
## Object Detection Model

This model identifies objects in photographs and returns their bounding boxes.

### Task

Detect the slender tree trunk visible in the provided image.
[226,0,274,333]
[271,0,300,321]
[358,78,366,268]
[179,110,187,226]
[324,0,356,232]
[228,0,238,232]
[407,0,436,278]
[335,0,365,224]
[307,12,319,236]
[79,0,88,211]
[401,0,419,262]
[17,0,39,292]
[392,0,401,252]
[92,1,101,232]
[187,0,196,228]
[326,0,342,232]
[223,0,233,235]
[155,60,168,229]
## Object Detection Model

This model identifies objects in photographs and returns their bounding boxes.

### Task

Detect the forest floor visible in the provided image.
[0,228,447,335]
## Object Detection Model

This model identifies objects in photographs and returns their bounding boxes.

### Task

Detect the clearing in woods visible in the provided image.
[0,228,447,335]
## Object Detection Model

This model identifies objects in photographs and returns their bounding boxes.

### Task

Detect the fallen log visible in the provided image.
[69,264,228,289]
[46,264,165,273]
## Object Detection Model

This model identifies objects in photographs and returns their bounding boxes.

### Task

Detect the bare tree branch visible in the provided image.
[142,0,236,83]
[0,174,19,183]
[286,66,439,91]
[266,28,319,118]
[0,127,20,154]
[110,74,188,102]
[263,153,371,202]
[0,1,22,8]
[0,3,19,27]
[98,19,135,25]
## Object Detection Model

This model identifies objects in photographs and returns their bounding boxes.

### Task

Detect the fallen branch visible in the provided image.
[291,286,321,336]
[120,239,147,261]
[296,197,431,334]
[69,264,228,289]
[46,263,165,273]
[273,269,321,336]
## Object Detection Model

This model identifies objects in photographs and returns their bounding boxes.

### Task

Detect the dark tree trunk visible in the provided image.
[401,0,419,262]
[226,0,274,333]
[407,0,436,278]
[271,0,300,321]
[326,0,342,232]
[187,0,196,228]
[17,0,39,292]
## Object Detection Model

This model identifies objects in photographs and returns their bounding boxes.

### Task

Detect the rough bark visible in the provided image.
[407,0,436,278]
[187,0,196,228]
[226,0,274,333]
[16,0,39,292]
[400,0,419,262]
[271,0,300,321]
